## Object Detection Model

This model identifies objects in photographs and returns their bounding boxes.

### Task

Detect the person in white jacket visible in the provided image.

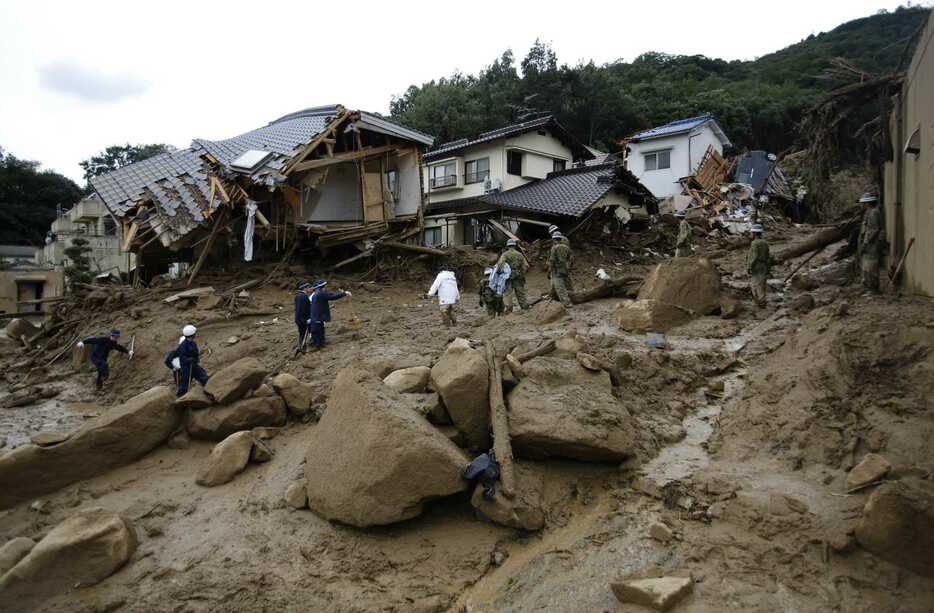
[427,268,460,327]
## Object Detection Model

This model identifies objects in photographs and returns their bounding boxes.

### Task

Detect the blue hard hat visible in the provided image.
[298,281,311,290]
[110,329,120,337]
[313,279,328,289]
[858,192,879,204]
[751,224,764,233]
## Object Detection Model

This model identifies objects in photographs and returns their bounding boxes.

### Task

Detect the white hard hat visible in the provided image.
[182,325,197,337]
[548,224,559,235]
[506,239,518,247]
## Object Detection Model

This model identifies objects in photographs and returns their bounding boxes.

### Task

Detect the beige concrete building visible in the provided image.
[884,9,934,297]
[38,194,135,277]
[0,245,64,315]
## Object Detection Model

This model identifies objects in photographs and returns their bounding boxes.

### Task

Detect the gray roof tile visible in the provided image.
[481,164,616,218]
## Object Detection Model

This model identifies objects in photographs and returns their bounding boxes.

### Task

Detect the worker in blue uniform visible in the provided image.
[77,329,132,389]
[164,325,210,397]
[294,281,313,353]
[308,279,351,351]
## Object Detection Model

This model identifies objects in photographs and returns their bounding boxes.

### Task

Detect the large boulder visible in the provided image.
[383,366,431,394]
[270,373,314,417]
[196,431,254,487]
[4,319,38,344]
[187,396,286,440]
[0,538,34,577]
[507,357,637,462]
[0,386,178,509]
[617,258,721,332]
[0,509,136,610]
[855,480,934,577]
[305,364,470,527]
[204,357,267,404]
[846,453,891,491]
[470,462,544,530]
[429,339,490,449]
[174,386,213,410]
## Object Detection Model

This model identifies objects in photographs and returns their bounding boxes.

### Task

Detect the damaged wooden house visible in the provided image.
[90,105,434,282]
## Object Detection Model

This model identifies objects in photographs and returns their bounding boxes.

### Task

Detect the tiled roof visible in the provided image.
[424,116,591,162]
[481,164,616,218]
[629,114,731,147]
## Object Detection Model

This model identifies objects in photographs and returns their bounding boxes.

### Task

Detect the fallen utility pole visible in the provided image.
[569,275,643,304]
[484,341,516,500]
[774,219,856,263]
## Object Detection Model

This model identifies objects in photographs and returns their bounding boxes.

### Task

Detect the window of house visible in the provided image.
[386,169,399,198]
[464,158,490,184]
[103,217,117,236]
[430,162,457,189]
[553,159,567,172]
[644,150,671,171]
[424,226,443,246]
[507,151,523,176]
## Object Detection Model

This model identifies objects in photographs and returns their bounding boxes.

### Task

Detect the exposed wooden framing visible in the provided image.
[187,210,226,287]
[255,209,271,228]
[282,186,302,224]
[290,144,400,173]
[282,108,351,175]
[487,218,520,243]
[122,222,139,251]
[138,231,163,251]
[211,176,231,204]
[484,342,516,500]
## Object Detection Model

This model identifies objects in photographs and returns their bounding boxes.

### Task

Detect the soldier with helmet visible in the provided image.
[746,224,772,308]
[857,192,884,293]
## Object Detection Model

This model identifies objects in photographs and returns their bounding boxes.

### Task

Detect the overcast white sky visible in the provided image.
[0,0,922,184]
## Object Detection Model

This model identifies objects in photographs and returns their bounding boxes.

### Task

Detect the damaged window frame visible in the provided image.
[464,158,490,184]
[644,149,671,171]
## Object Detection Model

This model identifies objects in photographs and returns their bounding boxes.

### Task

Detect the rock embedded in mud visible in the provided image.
[846,453,891,491]
[429,338,490,449]
[305,364,470,527]
[204,357,267,404]
[0,509,136,610]
[402,392,450,425]
[535,302,568,325]
[789,293,816,314]
[4,318,39,343]
[0,537,35,577]
[855,479,934,577]
[649,522,674,543]
[611,574,693,611]
[719,295,739,319]
[507,357,637,462]
[617,258,721,332]
[284,481,307,509]
[270,373,314,417]
[174,386,213,410]
[0,386,178,510]
[187,396,286,440]
[252,383,275,398]
[383,366,431,394]
[196,431,254,487]
[250,438,273,463]
[470,463,544,530]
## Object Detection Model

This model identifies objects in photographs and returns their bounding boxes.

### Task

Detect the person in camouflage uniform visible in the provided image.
[496,239,529,311]
[746,224,772,307]
[548,232,573,308]
[675,211,693,257]
[479,267,504,317]
[857,193,883,293]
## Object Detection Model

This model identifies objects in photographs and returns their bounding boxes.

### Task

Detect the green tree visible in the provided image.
[64,237,93,286]
[0,149,83,246]
[79,143,170,184]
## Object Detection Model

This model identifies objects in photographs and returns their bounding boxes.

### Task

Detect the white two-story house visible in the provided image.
[624,114,731,198]
[421,116,592,246]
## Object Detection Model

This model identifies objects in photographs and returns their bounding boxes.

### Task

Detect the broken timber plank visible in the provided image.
[505,354,525,379]
[485,341,516,500]
[331,249,374,271]
[187,210,227,287]
[122,222,139,251]
[290,143,401,173]
[514,339,557,363]
[379,241,446,257]
[164,287,216,303]
[487,219,520,243]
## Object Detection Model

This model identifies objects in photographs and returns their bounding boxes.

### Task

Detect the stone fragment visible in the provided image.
[204,357,267,404]
[284,481,307,509]
[429,338,490,449]
[846,453,891,491]
[187,396,286,440]
[471,463,544,530]
[270,373,314,417]
[649,522,673,543]
[855,480,934,577]
[611,575,693,611]
[195,431,254,487]
[250,438,273,463]
[174,386,213,410]
[617,258,721,331]
[383,366,431,394]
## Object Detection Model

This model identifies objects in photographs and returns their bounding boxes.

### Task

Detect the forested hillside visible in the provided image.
[390,6,928,155]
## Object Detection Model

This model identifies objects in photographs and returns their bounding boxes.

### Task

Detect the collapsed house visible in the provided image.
[90,105,434,281]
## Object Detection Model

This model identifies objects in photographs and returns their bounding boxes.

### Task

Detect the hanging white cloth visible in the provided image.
[244,201,258,261]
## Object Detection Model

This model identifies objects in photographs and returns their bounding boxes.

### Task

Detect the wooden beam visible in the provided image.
[187,210,226,287]
[379,240,445,257]
[282,108,351,175]
[211,176,231,204]
[487,218,520,243]
[290,143,400,173]
[330,249,374,271]
[485,342,516,500]
[122,222,139,251]
[254,209,271,228]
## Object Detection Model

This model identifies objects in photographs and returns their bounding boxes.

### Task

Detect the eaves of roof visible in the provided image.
[479,163,616,218]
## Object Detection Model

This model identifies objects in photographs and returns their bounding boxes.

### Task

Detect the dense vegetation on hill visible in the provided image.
[390,6,928,156]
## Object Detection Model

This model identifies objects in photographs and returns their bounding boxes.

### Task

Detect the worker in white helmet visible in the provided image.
[163,324,210,397]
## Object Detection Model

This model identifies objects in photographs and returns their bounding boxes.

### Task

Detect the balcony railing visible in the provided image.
[430,175,457,189]
[465,171,490,185]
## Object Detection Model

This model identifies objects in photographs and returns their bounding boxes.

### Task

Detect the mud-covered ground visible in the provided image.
[1,228,933,612]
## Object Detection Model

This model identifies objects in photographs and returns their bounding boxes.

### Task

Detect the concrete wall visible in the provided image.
[0,269,64,314]
[38,194,135,275]
[884,9,934,297]
[424,129,573,203]
[627,124,724,198]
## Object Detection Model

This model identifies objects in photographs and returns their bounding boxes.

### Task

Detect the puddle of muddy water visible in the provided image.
[1,382,97,449]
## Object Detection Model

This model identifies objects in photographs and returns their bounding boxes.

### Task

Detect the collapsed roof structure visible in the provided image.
[90,105,434,279]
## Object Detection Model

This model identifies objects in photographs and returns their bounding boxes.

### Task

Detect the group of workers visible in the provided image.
[293,279,351,353]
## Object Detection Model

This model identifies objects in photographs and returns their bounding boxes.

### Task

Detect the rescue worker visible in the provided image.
[746,224,772,308]
[479,267,503,317]
[675,211,693,257]
[164,325,209,397]
[496,239,529,311]
[294,281,313,352]
[427,267,461,326]
[857,192,883,293]
[548,232,574,308]
[308,280,350,351]
[77,329,132,390]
